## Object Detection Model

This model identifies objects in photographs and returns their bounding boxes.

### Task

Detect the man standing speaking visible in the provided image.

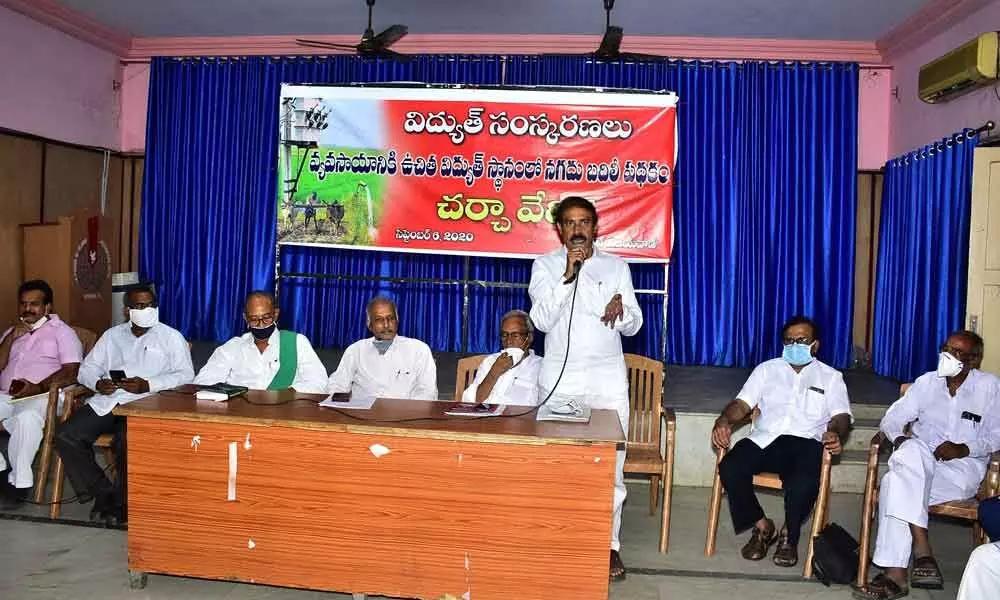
[528,196,643,582]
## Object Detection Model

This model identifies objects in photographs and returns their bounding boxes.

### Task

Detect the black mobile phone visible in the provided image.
[109,370,126,383]
[329,392,352,402]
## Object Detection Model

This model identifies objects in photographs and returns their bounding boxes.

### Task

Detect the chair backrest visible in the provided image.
[454,354,487,400]
[71,326,98,356]
[624,353,664,446]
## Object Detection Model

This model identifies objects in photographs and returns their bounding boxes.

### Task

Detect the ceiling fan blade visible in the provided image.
[595,25,623,58]
[617,52,665,61]
[295,38,359,51]
[358,47,412,60]
[371,24,408,50]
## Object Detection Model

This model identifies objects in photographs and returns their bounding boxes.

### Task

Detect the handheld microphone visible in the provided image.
[564,239,585,284]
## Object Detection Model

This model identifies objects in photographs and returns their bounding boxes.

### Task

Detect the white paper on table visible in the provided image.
[318,395,377,410]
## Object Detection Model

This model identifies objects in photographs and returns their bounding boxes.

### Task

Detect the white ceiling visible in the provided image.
[56,0,928,40]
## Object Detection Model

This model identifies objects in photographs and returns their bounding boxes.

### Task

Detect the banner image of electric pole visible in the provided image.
[278,96,385,245]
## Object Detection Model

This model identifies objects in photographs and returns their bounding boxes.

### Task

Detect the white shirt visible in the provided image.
[327,335,437,400]
[78,322,194,416]
[737,358,852,448]
[194,329,328,394]
[461,350,543,406]
[529,247,642,406]
[881,369,1000,461]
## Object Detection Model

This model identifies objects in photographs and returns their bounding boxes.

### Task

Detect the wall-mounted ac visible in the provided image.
[919,32,998,104]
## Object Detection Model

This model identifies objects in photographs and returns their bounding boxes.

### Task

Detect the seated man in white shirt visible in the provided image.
[461,310,542,406]
[855,331,1000,600]
[194,290,327,394]
[54,283,193,525]
[327,296,437,401]
[711,316,851,568]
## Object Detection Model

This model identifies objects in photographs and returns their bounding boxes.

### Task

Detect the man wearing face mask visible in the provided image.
[855,331,1000,600]
[711,316,851,568]
[461,310,542,406]
[528,196,642,582]
[326,296,437,401]
[0,280,83,508]
[55,283,193,525]
[194,291,327,393]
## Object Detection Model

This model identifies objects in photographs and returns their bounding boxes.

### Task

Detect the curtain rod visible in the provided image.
[894,121,995,165]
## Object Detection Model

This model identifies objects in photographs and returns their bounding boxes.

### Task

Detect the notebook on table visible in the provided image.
[195,383,249,402]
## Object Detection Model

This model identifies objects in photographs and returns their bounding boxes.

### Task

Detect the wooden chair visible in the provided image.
[622,353,676,553]
[47,337,195,518]
[32,326,98,504]
[855,383,1000,586]
[454,354,487,401]
[705,408,834,579]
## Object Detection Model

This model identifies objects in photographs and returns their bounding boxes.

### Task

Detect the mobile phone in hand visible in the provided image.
[109,370,126,383]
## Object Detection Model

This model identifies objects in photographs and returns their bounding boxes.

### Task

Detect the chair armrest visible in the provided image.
[661,405,675,425]
[59,384,94,422]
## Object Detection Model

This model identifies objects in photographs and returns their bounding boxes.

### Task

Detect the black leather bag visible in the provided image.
[812,522,860,586]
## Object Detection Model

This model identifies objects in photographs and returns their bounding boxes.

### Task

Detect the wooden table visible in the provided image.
[116,390,624,599]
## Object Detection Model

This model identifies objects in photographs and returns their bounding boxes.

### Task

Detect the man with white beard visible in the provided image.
[528,196,642,582]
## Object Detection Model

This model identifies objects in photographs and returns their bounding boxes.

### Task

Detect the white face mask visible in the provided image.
[21,315,48,331]
[129,307,159,328]
[502,347,525,363]
[936,351,964,378]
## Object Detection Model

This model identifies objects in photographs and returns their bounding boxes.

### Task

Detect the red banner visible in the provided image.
[277,86,676,261]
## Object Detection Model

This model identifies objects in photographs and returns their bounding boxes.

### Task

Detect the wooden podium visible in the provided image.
[22,213,113,334]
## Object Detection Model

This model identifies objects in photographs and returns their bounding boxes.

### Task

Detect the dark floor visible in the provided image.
[191,342,902,409]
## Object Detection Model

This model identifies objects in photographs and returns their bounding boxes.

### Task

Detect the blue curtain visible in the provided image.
[143,55,858,367]
[142,55,503,344]
[507,57,859,367]
[873,130,979,382]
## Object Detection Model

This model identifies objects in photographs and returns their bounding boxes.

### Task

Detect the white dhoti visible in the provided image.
[607,398,629,552]
[0,394,49,489]
[957,542,1000,600]
[873,438,986,568]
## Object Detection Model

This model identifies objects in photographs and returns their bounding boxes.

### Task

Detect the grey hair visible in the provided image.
[366,295,399,325]
[501,309,534,336]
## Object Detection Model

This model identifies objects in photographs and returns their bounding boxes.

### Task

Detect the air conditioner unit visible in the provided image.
[919,32,998,104]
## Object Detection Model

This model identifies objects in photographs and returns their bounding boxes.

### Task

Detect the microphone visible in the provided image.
[564,239,585,284]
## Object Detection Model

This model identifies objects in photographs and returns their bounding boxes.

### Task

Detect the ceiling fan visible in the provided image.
[296,0,408,58]
[586,0,663,61]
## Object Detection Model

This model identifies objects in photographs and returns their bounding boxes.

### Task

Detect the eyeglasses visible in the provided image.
[941,344,977,362]
[126,301,157,310]
[782,337,814,345]
[246,314,275,327]
[500,331,529,342]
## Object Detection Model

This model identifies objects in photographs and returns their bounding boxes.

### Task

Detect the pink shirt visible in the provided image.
[0,315,83,392]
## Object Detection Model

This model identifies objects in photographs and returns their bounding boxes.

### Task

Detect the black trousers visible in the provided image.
[54,405,127,512]
[718,435,823,545]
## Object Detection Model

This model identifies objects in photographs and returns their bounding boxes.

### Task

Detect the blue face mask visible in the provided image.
[782,343,814,366]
